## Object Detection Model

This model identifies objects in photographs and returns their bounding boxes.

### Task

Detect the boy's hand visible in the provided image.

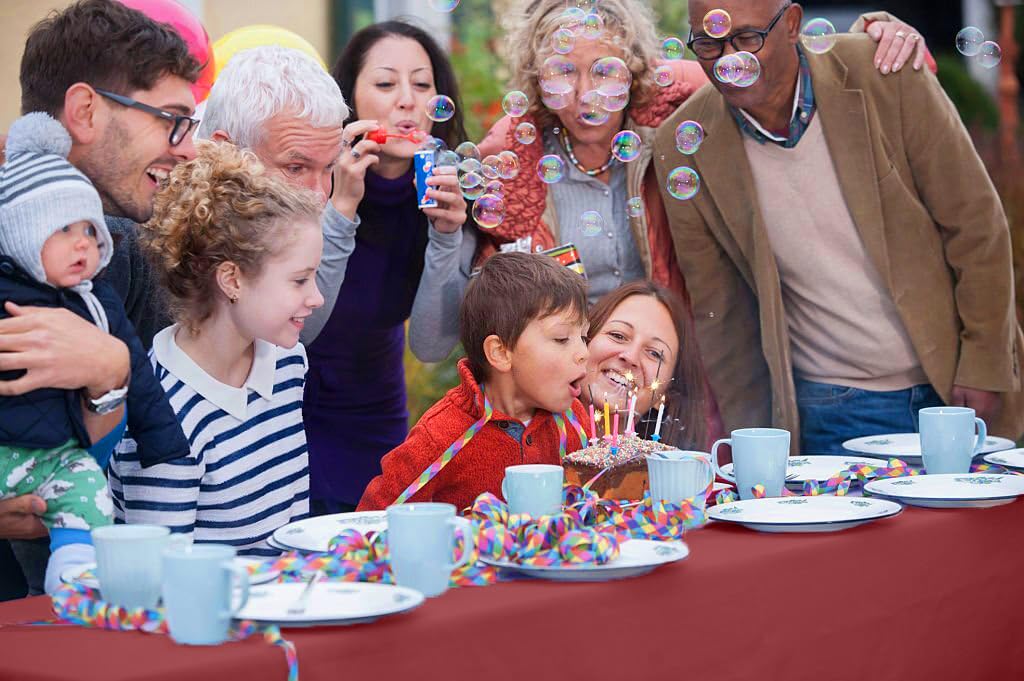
[0,495,47,540]
[0,302,129,397]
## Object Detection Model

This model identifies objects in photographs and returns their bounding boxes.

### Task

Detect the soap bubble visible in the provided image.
[455,141,481,161]
[955,26,985,57]
[502,90,529,117]
[572,0,597,11]
[542,90,573,110]
[458,169,483,190]
[539,55,577,111]
[462,181,486,201]
[458,157,482,175]
[979,41,1002,68]
[627,196,643,218]
[537,155,566,184]
[580,210,605,237]
[713,54,743,84]
[428,0,459,11]
[732,51,761,88]
[552,27,576,54]
[592,56,632,112]
[579,89,610,126]
[703,9,732,39]
[472,194,506,229]
[675,120,704,155]
[667,166,700,200]
[661,37,685,61]
[498,150,520,179]
[435,150,459,168]
[800,18,837,55]
[484,180,504,198]
[561,7,587,34]
[481,155,502,180]
[654,65,675,87]
[426,95,455,122]
[515,122,538,145]
[583,12,604,39]
[417,136,445,152]
[610,130,642,162]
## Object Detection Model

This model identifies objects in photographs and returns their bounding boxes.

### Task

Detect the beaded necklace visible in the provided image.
[558,127,614,177]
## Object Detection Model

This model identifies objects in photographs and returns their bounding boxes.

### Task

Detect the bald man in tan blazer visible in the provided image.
[655,0,1023,454]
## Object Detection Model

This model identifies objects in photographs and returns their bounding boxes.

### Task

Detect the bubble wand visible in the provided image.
[366,127,428,145]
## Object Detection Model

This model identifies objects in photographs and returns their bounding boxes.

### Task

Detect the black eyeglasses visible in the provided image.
[687,3,791,60]
[94,88,199,146]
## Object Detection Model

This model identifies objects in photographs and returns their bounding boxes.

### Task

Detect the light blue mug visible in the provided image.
[386,503,473,598]
[919,406,987,474]
[501,464,564,517]
[646,450,714,510]
[161,544,249,645]
[711,428,791,500]
[92,524,187,609]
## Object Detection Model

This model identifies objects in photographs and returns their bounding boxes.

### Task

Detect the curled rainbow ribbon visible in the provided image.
[49,582,298,681]
[713,458,925,504]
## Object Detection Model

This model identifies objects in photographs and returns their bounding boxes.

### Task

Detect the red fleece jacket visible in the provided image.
[358,360,589,512]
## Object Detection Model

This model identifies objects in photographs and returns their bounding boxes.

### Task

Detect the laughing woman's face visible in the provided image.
[581,294,679,415]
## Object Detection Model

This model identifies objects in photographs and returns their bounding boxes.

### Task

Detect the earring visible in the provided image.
[229,295,237,305]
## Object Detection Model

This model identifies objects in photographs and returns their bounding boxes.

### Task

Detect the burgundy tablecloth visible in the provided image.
[2,502,1023,681]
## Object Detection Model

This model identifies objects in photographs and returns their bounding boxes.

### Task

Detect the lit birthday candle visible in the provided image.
[603,400,611,439]
[612,413,620,447]
[652,395,666,441]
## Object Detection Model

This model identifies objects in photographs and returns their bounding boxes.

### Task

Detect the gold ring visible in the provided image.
[894,30,906,39]
[909,33,920,41]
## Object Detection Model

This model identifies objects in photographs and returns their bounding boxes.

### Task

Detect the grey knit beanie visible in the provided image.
[0,112,111,284]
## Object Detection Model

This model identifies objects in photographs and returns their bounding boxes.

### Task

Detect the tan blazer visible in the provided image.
[654,35,1024,449]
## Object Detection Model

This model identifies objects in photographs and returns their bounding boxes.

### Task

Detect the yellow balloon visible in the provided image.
[212,25,327,78]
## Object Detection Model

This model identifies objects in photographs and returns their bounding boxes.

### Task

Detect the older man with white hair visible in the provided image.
[199,45,377,342]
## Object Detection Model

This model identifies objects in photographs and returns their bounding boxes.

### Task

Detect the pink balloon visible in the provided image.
[118,0,216,102]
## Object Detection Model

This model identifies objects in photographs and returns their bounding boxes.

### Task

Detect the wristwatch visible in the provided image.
[82,378,130,415]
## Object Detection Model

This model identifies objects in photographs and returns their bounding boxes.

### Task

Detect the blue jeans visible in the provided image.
[796,378,944,455]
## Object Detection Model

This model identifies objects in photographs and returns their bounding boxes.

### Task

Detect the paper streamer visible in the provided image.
[49,582,298,681]
[394,391,582,504]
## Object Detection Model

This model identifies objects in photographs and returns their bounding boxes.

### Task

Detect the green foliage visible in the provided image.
[450,0,508,143]
[934,53,999,131]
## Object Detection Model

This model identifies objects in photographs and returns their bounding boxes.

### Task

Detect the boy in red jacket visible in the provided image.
[358,252,590,511]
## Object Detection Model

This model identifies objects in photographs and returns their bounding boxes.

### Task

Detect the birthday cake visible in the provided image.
[563,435,671,501]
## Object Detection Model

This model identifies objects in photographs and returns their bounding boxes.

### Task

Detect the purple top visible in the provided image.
[303,169,429,506]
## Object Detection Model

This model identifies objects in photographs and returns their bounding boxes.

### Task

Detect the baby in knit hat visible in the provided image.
[0,113,189,595]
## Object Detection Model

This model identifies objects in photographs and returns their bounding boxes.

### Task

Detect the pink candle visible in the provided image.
[588,403,597,442]
[612,413,620,447]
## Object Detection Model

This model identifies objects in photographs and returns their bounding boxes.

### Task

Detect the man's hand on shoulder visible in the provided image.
[950,385,1002,425]
[0,301,129,397]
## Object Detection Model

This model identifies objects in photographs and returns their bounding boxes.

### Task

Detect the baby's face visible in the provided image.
[41,221,101,288]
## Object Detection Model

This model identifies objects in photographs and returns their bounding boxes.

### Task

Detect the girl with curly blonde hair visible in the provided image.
[109,140,325,556]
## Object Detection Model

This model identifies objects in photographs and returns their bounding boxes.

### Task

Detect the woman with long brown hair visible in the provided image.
[582,281,711,448]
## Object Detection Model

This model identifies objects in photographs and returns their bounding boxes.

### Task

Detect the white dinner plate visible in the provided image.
[842,433,1014,463]
[864,472,1024,508]
[707,495,902,533]
[235,581,424,627]
[720,455,887,486]
[480,539,688,581]
[61,557,280,589]
[983,448,1024,472]
[272,511,388,552]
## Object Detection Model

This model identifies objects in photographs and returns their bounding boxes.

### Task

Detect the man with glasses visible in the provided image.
[0,0,199,598]
[654,0,1023,454]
